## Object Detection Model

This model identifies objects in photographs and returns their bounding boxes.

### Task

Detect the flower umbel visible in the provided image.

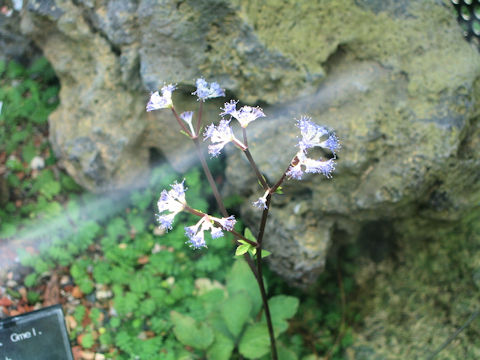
[215,215,236,231]
[203,119,245,157]
[286,150,336,179]
[146,84,176,111]
[156,180,187,230]
[297,116,339,154]
[185,215,233,249]
[221,100,265,128]
[192,78,225,101]
[287,117,339,180]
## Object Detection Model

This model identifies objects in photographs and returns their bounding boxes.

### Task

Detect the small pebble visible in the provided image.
[30,156,45,170]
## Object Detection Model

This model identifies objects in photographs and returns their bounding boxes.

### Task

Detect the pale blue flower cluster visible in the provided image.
[253,190,269,210]
[156,180,187,230]
[192,78,225,101]
[185,215,236,249]
[148,79,339,233]
[146,84,176,111]
[156,179,237,249]
[297,116,339,154]
[220,100,265,128]
[203,119,243,157]
[286,116,339,180]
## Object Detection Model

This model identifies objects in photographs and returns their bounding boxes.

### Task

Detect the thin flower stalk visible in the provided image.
[147,79,339,360]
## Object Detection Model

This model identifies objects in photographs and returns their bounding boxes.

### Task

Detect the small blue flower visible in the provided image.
[185,216,226,249]
[303,156,336,178]
[253,190,269,210]
[156,180,187,231]
[286,117,339,180]
[216,215,236,231]
[185,229,207,249]
[210,226,224,239]
[192,78,225,101]
[146,84,176,111]
[220,100,238,117]
[221,100,265,128]
[285,162,303,180]
[180,111,195,136]
[297,116,339,154]
[287,148,336,180]
[156,213,176,231]
[204,119,243,157]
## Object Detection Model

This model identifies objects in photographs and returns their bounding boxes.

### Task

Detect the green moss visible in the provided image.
[352,209,480,359]
[212,0,480,105]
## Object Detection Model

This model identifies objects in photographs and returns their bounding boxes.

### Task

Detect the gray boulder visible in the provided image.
[18,0,480,287]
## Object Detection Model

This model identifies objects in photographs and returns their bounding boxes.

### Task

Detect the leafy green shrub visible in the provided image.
[170,260,299,359]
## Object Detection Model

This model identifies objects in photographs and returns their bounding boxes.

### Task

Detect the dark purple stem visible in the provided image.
[171,107,193,137]
[255,194,277,360]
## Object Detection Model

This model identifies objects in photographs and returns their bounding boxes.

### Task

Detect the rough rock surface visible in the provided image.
[14,0,480,356]
[224,1,480,288]
[19,0,480,280]
[0,3,38,63]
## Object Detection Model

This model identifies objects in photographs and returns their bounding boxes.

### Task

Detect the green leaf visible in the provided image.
[23,273,38,287]
[269,295,299,319]
[226,260,263,316]
[221,291,252,338]
[78,278,94,294]
[81,332,95,349]
[40,180,61,200]
[235,244,250,256]
[244,227,257,243]
[278,344,298,360]
[238,323,270,359]
[261,250,272,258]
[206,330,234,360]
[265,295,299,336]
[170,311,214,350]
[200,289,225,314]
[26,291,41,305]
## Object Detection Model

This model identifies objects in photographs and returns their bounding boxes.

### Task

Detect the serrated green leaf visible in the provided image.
[235,244,250,256]
[170,311,214,350]
[221,291,252,338]
[206,330,234,360]
[238,323,270,359]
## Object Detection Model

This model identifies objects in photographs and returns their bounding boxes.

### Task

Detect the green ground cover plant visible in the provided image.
[0,58,359,359]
